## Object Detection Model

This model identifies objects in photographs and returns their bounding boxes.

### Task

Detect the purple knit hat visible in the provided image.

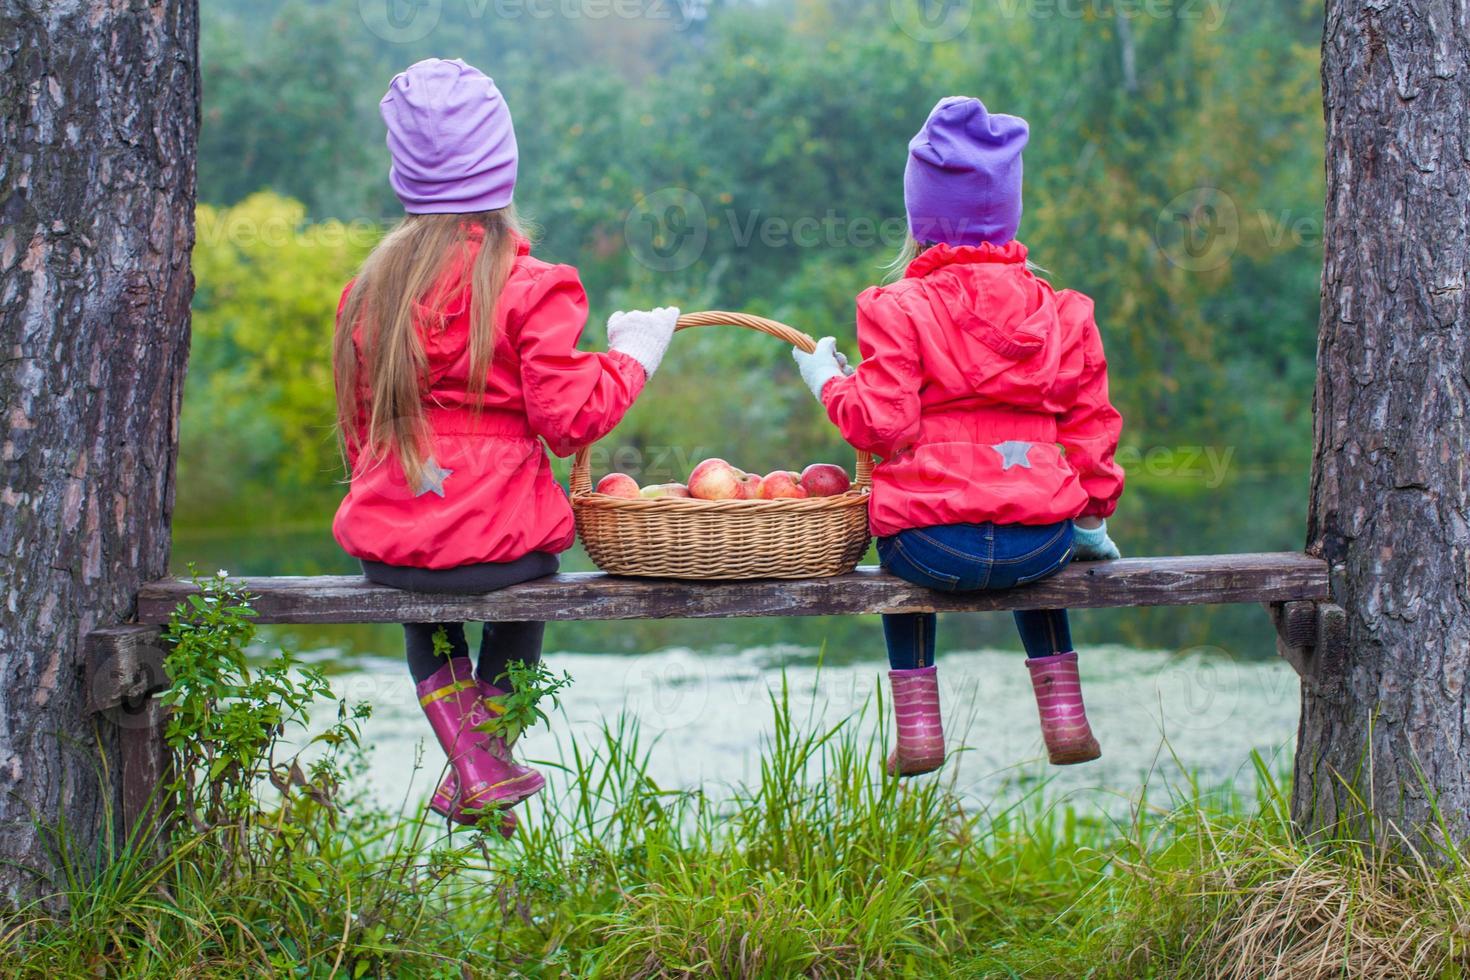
[904,97,1029,246]
[380,59,517,214]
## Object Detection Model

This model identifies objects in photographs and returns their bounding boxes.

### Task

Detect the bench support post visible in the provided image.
[86,626,173,839]
[117,698,173,841]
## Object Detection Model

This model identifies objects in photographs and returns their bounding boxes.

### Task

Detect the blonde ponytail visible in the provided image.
[334,207,522,491]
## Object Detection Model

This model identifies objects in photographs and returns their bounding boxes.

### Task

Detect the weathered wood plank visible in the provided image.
[86,625,168,715]
[136,553,1329,625]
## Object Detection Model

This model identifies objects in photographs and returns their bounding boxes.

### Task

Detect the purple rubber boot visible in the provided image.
[1026,651,1102,765]
[886,666,946,777]
[417,658,544,824]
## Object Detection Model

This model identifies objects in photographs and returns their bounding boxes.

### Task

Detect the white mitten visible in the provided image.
[792,336,849,400]
[607,307,679,378]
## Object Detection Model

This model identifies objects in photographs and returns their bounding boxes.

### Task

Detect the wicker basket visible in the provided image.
[571,311,872,580]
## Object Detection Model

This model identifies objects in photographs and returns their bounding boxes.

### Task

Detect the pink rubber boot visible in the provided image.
[418,659,544,824]
[430,673,527,837]
[431,773,518,838]
[431,774,518,838]
[886,666,946,777]
[1026,651,1102,765]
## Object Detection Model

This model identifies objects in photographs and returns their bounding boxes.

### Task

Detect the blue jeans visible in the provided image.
[877,521,1075,670]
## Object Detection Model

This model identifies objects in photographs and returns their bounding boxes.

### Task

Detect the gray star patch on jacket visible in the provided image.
[990,441,1034,471]
[415,457,454,498]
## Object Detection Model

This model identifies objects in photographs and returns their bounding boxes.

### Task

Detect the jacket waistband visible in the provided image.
[919,404,1058,445]
[427,406,535,439]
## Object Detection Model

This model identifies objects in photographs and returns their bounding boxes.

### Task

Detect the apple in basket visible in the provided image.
[799,463,851,497]
[734,470,762,499]
[640,483,691,498]
[595,472,641,498]
[757,470,808,499]
[688,458,753,500]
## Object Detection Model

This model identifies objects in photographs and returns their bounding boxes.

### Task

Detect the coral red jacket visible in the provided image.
[821,241,1124,538]
[333,232,646,569]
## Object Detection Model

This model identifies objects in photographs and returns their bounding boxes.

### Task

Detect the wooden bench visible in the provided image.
[87,552,1334,832]
[128,552,1328,624]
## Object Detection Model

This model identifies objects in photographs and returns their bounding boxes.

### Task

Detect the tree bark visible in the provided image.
[1298,0,1470,849]
[0,1,197,899]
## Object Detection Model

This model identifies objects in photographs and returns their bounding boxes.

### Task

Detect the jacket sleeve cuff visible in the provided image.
[817,372,849,406]
[606,349,650,393]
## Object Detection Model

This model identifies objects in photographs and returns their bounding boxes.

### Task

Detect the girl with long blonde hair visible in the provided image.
[333,59,677,831]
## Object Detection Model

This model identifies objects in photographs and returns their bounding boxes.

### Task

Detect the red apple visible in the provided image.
[595,472,640,498]
[799,463,851,497]
[758,470,808,499]
[688,458,742,500]
[639,482,691,498]
[734,470,762,499]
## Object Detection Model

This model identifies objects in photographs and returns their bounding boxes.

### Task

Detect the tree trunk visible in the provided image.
[1297,0,1470,849]
[0,1,198,900]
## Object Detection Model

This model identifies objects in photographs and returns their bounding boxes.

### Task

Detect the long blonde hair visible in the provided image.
[334,207,522,491]
[884,234,926,283]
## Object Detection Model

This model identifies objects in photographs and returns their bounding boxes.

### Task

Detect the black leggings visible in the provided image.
[361,552,559,688]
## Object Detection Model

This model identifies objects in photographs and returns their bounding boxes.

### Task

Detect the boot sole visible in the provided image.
[887,751,946,777]
[1047,741,1102,766]
[461,771,546,809]
[429,798,519,837]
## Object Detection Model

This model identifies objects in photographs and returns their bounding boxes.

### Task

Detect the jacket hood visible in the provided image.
[903,241,1075,406]
[824,240,1124,535]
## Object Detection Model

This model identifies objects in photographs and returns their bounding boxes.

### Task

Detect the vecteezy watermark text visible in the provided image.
[624,186,911,272]
[358,0,707,42]
[889,0,1232,44]
[1114,444,1235,488]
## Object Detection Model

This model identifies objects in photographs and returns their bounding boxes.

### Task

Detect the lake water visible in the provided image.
[173,470,1309,819]
[303,641,1300,821]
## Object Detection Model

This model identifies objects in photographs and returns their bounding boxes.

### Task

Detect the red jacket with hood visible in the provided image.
[332,232,645,569]
[821,241,1124,538]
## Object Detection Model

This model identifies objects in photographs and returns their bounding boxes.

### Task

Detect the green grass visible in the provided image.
[5,671,1470,976]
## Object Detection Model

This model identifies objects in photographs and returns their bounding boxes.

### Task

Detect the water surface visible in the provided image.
[173,472,1307,817]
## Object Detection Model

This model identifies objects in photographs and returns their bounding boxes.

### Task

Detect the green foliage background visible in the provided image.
[182,0,1324,563]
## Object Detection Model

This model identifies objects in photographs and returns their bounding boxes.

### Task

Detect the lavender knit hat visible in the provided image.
[904,96,1029,247]
[380,58,517,214]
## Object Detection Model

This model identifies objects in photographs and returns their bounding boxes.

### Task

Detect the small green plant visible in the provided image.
[161,567,368,832]
[429,625,574,745]
[483,658,575,745]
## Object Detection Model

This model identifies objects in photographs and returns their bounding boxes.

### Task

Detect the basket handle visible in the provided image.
[570,311,873,495]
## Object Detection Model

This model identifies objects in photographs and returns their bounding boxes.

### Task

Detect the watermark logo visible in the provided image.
[1155,187,1239,272]
[890,0,973,43]
[359,0,443,43]
[622,655,712,732]
[1153,645,1242,733]
[624,186,708,273]
[90,640,171,730]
